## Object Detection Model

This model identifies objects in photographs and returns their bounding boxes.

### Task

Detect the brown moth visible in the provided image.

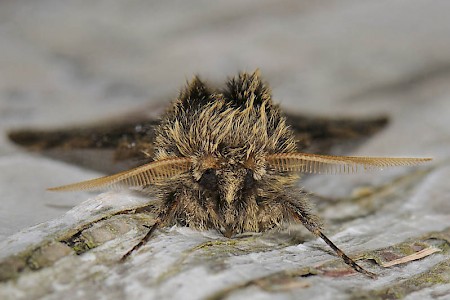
[12,71,431,278]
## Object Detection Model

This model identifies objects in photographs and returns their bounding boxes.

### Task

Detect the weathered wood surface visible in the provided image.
[1,1,449,299]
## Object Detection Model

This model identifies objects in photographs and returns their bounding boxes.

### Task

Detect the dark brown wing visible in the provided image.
[8,116,159,174]
[8,107,388,174]
[284,113,388,154]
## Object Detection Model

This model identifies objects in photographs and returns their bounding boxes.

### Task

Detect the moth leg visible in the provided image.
[287,203,377,279]
[313,229,377,279]
[120,218,162,262]
[120,198,177,262]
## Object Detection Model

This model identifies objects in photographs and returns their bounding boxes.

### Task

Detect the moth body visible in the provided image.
[46,70,431,278]
[154,72,315,237]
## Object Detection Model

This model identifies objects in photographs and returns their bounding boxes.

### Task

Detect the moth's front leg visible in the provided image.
[120,193,179,262]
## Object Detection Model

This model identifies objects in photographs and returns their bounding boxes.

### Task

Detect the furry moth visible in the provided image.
[40,71,430,278]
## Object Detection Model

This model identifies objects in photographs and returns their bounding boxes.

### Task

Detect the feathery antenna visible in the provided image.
[48,157,192,191]
[266,153,431,174]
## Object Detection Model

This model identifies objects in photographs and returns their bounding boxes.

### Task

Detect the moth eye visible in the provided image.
[198,168,218,189]
[244,169,255,189]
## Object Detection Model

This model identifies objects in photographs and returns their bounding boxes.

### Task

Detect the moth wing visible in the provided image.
[8,114,161,174]
[9,108,389,174]
[48,157,192,192]
[284,113,388,153]
[267,152,432,174]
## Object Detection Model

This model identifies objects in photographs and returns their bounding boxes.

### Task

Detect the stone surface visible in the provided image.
[1,1,450,299]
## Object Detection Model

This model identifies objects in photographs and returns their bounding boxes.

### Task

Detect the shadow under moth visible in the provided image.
[9,70,431,278]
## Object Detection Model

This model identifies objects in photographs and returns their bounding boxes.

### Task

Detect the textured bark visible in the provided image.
[1,1,450,299]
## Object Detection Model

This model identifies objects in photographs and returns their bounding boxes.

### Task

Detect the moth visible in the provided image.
[9,70,430,278]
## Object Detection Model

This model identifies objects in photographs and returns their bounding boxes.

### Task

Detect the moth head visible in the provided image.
[190,154,267,205]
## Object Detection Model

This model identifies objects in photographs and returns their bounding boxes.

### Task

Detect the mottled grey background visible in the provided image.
[1,1,449,299]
